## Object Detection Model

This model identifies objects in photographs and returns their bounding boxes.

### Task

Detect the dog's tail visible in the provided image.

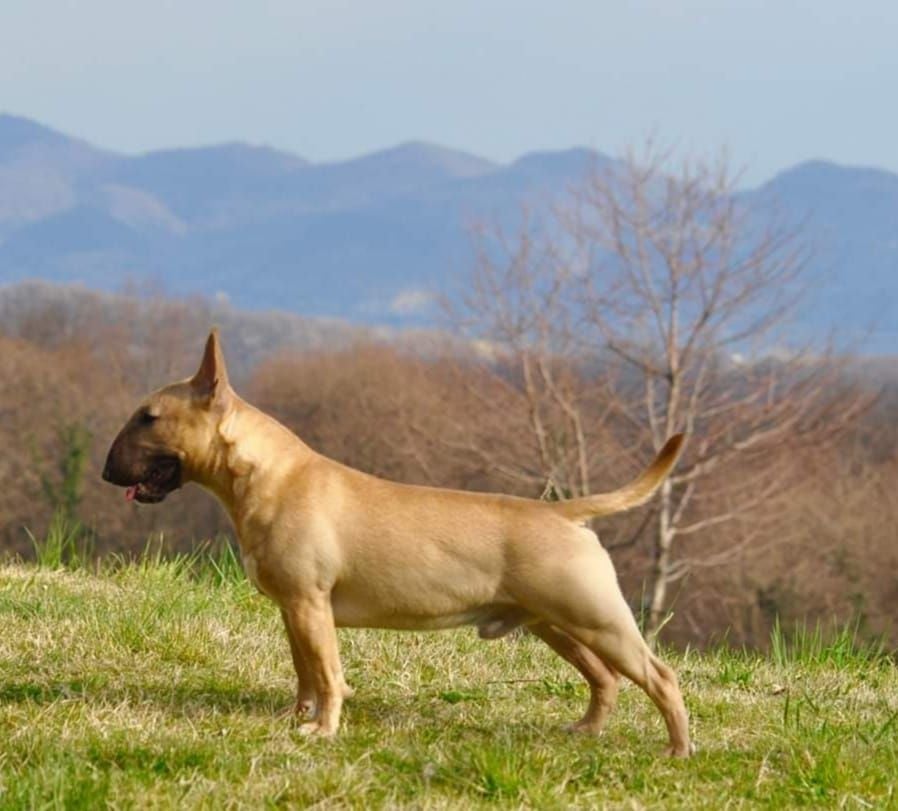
[549,434,685,523]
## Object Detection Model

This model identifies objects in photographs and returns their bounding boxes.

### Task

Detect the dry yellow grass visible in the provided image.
[1,561,897,808]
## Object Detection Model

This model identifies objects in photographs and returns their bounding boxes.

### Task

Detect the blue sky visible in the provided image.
[2,0,895,185]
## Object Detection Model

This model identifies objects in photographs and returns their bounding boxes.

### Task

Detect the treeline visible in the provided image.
[0,283,896,649]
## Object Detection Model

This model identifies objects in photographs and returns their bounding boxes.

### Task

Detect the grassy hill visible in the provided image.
[1,550,896,809]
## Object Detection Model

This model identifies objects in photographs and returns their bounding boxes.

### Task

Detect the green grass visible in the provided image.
[24,511,93,571]
[1,558,897,809]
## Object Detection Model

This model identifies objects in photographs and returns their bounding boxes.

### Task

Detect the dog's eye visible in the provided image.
[139,410,159,425]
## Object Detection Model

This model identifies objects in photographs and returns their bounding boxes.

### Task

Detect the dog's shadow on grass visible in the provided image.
[0,678,563,742]
[0,679,448,721]
[0,679,288,716]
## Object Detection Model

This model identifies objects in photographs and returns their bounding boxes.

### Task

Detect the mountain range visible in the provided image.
[1,113,896,352]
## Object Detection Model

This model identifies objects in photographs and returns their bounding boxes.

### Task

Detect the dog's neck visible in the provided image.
[188,395,314,520]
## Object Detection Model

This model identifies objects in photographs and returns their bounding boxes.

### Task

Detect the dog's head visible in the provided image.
[102,330,232,504]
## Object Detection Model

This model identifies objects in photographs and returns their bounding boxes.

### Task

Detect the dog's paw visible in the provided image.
[276,699,315,720]
[565,720,604,736]
[340,682,355,700]
[663,742,694,758]
[297,721,337,738]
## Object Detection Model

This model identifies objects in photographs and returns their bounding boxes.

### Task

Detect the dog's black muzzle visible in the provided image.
[103,436,182,504]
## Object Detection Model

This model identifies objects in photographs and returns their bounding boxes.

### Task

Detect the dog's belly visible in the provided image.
[331,589,523,632]
[328,545,516,631]
[334,609,487,631]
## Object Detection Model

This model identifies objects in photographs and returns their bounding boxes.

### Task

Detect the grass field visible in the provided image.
[1,550,897,809]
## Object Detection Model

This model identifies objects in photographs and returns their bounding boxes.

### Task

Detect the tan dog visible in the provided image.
[103,331,691,756]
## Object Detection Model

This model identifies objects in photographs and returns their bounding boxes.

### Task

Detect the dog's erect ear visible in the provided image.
[191,329,230,407]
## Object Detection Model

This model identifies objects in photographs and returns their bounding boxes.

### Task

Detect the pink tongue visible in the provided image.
[125,485,138,502]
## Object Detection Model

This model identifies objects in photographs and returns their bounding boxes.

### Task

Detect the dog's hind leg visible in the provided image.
[529,622,620,735]
[525,546,691,756]
[568,623,690,757]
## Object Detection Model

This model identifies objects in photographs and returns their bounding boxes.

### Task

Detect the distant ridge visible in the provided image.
[324,140,498,177]
[0,113,88,151]
[1,113,896,352]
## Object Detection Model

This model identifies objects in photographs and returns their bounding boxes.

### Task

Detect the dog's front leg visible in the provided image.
[279,607,354,719]
[279,608,318,717]
[281,594,344,737]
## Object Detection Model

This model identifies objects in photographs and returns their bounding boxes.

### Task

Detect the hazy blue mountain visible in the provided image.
[0,114,896,352]
[291,141,499,208]
[0,114,72,153]
[107,143,309,225]
[0,114,116,235]
[746,160,898,347]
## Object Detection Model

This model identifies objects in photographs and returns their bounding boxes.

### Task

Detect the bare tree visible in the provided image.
[456,144,871,638]
[451,211,632,508]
